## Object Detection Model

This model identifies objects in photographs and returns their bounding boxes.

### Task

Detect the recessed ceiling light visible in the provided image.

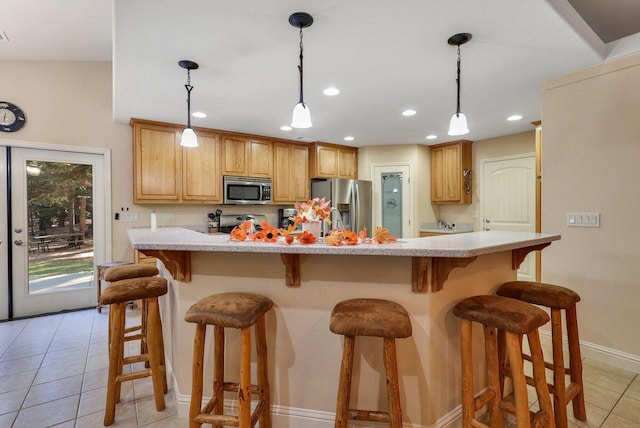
[507,114,523,121]
[426,134,437,140]
[192,111,206,118]
[344,136,354,141]
[323,87,340,96]
[280,125,292,131]
[402,109,417,117]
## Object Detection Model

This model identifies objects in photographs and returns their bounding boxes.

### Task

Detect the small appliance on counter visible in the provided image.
[278,208,301,232]
[218,214,269,234]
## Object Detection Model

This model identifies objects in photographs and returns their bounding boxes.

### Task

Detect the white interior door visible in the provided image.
[10,147,108,317]
[372,164,412,238]
[482,154,536,280]
[0,148,8,320]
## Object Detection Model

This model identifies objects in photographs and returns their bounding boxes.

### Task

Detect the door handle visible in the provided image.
[485,219,491,223]
[14,239,24,246]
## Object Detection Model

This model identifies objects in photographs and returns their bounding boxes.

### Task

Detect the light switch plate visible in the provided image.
[567,212,600,228]
[119,212,139,222]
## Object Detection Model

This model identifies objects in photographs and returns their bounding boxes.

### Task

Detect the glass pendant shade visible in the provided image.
[291,102,312,128]
[448,112,469,136]
[180,127,198,147]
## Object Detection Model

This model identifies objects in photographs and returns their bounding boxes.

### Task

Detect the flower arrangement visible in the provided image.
[293,197,332,224]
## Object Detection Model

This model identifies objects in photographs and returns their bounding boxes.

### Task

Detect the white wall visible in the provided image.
[541,53,640,370]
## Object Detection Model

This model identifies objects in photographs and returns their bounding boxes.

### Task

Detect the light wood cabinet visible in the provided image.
[221,137,273,178]
[309,142,358,179]
[273,142,309,202]
[430,140,472,204]
[132,118,222,204]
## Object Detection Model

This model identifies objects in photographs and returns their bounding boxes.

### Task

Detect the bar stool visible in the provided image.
[103,264,160,358]
[185,292,273,428]
[452,295,554,428]
[95,261,132,313]
[99,275,168,426]
[329,298,412,428]
[497,281,586,427]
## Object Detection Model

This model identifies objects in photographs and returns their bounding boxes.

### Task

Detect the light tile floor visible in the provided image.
[0,308,639,427]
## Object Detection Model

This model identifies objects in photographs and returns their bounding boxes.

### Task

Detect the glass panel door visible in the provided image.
[381,172,403,238]
[10,148,107,317]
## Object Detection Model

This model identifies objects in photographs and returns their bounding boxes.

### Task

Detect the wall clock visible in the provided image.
[0,101,27,132]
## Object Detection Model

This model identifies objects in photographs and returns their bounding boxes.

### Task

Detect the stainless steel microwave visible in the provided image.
[223,176,272,204]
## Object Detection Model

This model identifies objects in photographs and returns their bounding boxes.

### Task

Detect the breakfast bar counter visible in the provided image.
[127,227,560,426]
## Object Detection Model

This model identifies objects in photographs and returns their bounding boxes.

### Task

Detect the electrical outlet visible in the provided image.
[120,212,139,222]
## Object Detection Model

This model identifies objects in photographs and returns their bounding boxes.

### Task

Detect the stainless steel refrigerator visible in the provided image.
[311,178,372,236]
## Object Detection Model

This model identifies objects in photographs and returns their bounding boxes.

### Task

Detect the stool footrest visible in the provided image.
[117,369,152,383]
[195,399,266,427]
[223,382,263,395]
[565,382,582,402]
[348,409,391,423]
[123,354,148,365]
[473,389,496,411]
[470,420,490,428]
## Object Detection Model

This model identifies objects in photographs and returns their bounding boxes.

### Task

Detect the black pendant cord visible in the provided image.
[185,69,193,128]
[297,26,305,106]
[455,44,461,117]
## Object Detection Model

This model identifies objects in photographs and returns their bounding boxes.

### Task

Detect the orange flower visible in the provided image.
[293,197,332,224]
[324,230,344,246]
[297,230,317,244]
[358,227,368,241]
[343,230,359,245]
[372,226,397,244]
[229,220,253,241]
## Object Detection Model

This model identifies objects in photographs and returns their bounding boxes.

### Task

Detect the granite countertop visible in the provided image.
[128,227,560,258]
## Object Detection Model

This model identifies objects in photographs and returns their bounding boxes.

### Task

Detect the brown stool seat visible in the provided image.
[99,276,167,305]
[453,295,554,428]
[96,262,132,313]
[452,294,550,334]
[330,299,412,427]
[330,298,412,338]
[104,264,159,282]
[186,292,273,428]
[184,292,273,328]
[497,281,587,427]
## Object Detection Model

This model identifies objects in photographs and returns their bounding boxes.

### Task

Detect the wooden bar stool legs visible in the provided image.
[453,295,555,428]
[330,298,412,428]
[185,292,273,428]
[497,281,586,427]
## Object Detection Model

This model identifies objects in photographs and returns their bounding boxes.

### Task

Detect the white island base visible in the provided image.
[128,228,560,427]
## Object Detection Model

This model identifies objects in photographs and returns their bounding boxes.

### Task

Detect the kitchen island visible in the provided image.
[128,227,560,427]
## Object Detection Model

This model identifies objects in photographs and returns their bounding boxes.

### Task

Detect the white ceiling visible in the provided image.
[4,0,640,146]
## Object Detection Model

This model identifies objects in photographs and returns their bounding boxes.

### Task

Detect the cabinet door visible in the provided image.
[182,133,221,202]
[248,140,273,178]
[290,144,309,200]
[338,147,357,178]
[443,144,462,201]
[134,124,181,202]
[316,145,338,177]
[430,147,445,202]
[221,137,248,176]
[272,142,291,201]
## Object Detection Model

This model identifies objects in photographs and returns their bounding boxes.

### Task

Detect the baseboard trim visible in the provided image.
[538,330,640,373]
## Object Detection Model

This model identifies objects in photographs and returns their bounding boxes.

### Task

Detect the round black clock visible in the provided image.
[0,102,27,132]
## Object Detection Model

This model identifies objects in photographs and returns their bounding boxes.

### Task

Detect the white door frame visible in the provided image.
[0,147,8,320]
[371,163,413,238]
[1,139,111,318]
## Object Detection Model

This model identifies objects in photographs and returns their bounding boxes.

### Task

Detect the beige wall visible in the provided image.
[542,53,640,367]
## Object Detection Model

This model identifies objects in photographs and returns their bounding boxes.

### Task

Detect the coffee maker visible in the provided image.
[278,208,298,229]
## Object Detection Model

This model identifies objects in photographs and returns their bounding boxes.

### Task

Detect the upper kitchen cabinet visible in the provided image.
[430,140,472,204]
[273,142,309,202]
[309,142,358,179]
[131,118,222,204]
[221,137,273,178]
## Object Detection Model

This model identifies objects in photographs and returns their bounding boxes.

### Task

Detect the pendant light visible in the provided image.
[447,33,472,136]
[289,12,313,128]
[179,60,199,147]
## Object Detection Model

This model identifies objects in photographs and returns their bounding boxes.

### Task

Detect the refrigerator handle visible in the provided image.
[352,182,359,232]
